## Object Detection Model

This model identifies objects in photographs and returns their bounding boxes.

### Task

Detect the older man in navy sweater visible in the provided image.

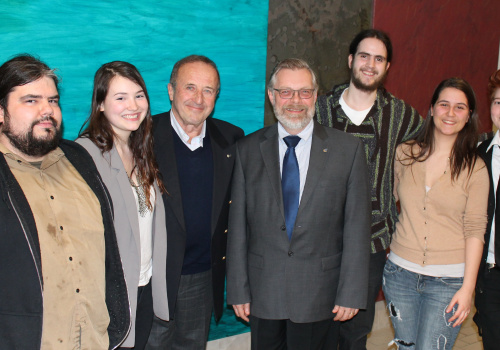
[146,55,244,350]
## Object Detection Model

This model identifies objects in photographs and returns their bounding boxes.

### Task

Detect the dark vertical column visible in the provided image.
[265,0,373,126]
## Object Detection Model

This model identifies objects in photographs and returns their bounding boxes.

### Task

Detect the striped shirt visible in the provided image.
[315,84,423,253]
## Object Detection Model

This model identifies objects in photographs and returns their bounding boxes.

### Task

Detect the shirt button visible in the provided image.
[69,257,73,261]
[76,288,80,293]
[60,226,63,230]
[288,251,294,257]
[50,195,54,200]
[281,225,286,231]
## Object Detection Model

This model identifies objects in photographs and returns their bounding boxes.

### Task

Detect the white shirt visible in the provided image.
[133,186,155,286]
[486,131,500,264]
[170,110,206,151]
[278,120,314,202]
[389,252,465,278]
[339,88,372,126]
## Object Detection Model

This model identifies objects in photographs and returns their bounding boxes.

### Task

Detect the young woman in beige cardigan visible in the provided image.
[383,78,489,349]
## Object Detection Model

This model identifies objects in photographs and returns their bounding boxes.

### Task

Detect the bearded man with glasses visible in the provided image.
[226,58,371,350]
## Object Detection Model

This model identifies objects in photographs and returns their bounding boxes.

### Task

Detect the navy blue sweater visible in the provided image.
[173,131,214,275]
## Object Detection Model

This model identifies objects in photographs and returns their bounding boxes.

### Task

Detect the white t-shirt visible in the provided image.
[339,88,372,126]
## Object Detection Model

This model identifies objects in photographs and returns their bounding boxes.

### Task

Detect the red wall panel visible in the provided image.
[373,0,500,132]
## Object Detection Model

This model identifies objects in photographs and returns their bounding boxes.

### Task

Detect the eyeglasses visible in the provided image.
[273,88,315,99]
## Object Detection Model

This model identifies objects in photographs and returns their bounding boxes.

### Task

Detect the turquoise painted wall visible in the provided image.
[0,0,268,139]
[0,0,267,340]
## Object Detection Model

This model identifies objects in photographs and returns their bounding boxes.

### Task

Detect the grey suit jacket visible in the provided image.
[77,138,168,347]
[226,121,371,323]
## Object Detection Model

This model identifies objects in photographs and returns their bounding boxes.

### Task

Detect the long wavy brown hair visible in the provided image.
[403,77,480,181]
[79,61,165,209]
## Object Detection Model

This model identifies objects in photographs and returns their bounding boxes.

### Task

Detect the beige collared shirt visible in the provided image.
[0,143,109,350]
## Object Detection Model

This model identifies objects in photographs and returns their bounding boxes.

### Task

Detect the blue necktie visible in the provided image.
[282,135,301,241]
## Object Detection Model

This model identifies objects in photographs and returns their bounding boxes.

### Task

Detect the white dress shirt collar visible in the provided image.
[170,110,206,151]
[277,119,314,142]
[487,130,500,153]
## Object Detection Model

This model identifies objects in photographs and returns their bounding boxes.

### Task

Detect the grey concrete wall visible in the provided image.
[265,0,372,126]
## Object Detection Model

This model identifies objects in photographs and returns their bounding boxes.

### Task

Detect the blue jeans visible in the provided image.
[382,260,463,349]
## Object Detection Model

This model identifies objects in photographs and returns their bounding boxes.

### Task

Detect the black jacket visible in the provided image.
[477,138,497,269]
[0,140,130,349]
[153,113,244,321]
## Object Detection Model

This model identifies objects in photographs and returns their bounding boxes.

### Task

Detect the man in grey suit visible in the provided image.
[226,58,371,349]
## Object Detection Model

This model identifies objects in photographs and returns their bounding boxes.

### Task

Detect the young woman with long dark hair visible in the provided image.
[77,61,168,349]
[383,78,488,349]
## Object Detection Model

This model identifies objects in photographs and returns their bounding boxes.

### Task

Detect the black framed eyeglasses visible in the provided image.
[273,88,315,99]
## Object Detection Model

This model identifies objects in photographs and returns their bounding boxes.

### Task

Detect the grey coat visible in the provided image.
[77,138,168,347]
[226,121,371,323]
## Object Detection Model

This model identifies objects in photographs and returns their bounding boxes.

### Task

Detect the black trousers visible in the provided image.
[250,315,331,350]
[474,264,500,350]
[322,250,387,350]
[118,281,154,350]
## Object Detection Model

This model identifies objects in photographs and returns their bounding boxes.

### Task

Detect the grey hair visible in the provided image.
[267,58,318,90]
[169,54,220,89]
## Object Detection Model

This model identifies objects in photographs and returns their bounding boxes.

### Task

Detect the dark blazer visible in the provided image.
[226,121,371,323]
[153,111,244,321]
[478,138,497,268]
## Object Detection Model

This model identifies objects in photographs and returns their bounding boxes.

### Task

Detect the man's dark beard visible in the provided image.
[2,115,62,158]
[351,69,387,93]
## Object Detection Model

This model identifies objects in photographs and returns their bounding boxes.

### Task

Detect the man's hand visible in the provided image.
[233,303,251,322]
[332,305,359,321]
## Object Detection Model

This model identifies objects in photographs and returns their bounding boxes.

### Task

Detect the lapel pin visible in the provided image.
[227,154,232,158]
[323,149,328,152]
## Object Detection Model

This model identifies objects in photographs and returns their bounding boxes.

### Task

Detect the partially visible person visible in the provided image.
[146,55,244,350]
[315,29,423,349]
[77,61,169,349]
[0,54,129,349]
[227,58,371,350]
[383,78,488,349]
[474,69,500,350]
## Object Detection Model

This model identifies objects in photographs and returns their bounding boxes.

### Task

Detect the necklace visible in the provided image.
[444,157,450,174]
[128,169,149,217]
